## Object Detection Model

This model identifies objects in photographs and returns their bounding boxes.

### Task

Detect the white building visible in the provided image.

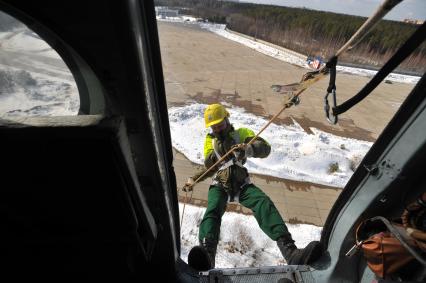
[155,7,179,18]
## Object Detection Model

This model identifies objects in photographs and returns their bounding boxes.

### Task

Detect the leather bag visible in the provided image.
[360,230,414,278]
[355,217,418,278]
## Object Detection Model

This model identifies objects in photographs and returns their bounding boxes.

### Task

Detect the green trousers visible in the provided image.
[199,184,291,242]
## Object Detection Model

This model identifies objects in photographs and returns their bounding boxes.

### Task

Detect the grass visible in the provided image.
[328,162,339,174]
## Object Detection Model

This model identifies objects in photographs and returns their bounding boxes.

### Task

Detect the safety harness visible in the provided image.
[211,131,251,203]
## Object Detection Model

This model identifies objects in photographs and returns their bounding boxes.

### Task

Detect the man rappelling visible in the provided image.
[183,103,322,270]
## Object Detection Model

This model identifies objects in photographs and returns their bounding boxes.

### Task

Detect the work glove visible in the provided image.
[182,177,195,192]
[232,143,254,161]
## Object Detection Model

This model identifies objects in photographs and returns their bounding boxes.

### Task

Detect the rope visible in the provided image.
[335,0,403,57]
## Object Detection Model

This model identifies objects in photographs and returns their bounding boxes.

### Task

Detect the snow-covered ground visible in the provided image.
[0,28,79,117]
[0,29,61,59]
[180,202,322,268]
[158,16,421,85]
[172,102,366,267]
[169,103,372,188]
[0,65,79,116]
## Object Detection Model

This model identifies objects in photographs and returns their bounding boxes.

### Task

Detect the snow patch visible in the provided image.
[169,103,373,188]
[1,29,61,59]
[180,203,322,268]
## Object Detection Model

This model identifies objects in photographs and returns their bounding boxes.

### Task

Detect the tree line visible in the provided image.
[155,0,425,74]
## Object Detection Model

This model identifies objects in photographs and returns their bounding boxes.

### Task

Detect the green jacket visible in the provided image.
[193,124,271,192]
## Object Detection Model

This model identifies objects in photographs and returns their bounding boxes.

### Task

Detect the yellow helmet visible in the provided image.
[204,104,229,128]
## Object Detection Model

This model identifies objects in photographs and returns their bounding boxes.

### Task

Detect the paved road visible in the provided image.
[158,21,415,226]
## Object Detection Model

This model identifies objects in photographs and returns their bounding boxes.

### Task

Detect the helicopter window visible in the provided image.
[0,11,79,117]
[154,2,424,269]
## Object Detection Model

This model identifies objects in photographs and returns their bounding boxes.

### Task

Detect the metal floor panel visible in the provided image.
[199,265,314,283]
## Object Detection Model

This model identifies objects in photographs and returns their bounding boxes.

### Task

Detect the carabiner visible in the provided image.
[324,88,338,124]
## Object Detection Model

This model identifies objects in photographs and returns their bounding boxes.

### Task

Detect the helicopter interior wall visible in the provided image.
[0,116,158,280]
[0,0,180,278]
[355,161,426,282]
[317,73,426,282]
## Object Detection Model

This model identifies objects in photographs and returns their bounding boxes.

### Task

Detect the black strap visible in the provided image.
[326,56,338,93]
[324,56,338,124]
[333,22,426,116]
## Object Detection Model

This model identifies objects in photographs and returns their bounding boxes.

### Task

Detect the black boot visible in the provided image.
[277,236,322,265]
[188,238,217,271]
[201,238,217,268]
